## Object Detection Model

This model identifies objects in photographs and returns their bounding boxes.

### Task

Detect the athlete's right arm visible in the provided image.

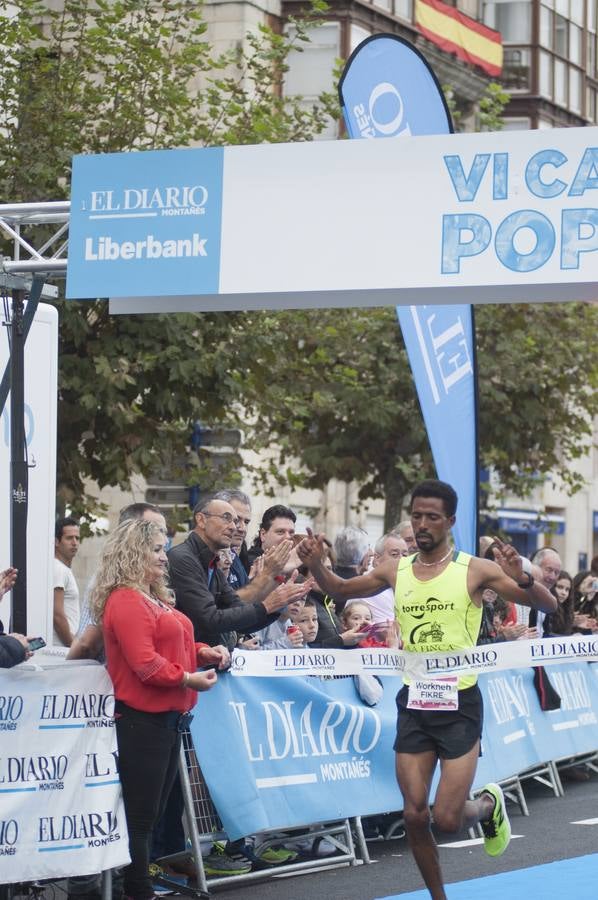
[296,533,396,601]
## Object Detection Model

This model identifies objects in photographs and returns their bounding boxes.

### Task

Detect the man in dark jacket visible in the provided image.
[168,495,308,648]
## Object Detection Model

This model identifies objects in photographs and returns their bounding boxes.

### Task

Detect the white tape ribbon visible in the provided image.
[229,635,598,678]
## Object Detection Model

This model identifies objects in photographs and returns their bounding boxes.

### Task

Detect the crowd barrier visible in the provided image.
[191,661,598,840]
[3,651,598,888]
[0,662,129,885]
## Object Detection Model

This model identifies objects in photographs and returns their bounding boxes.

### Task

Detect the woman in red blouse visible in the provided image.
[91,518,229,900]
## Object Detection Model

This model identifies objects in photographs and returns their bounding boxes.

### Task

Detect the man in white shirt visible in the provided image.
[53,517,80,646]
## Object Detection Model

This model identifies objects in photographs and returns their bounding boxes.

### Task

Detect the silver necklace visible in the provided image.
[416,546,453,567]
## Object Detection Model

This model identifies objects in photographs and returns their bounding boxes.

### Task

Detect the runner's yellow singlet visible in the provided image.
[394,551,482,689]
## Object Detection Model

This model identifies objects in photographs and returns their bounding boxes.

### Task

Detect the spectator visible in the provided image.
[548,571,576,636]
[255,589,307,649]
[214,491,294,601]
[478,589,529,643]
[167,495,303,648]
[290,597,319,646]
[349,532,408,624]
[90,518,227,900]
[53,517,80,646]
[341,601,373,633]
[307,540,363,649]
[332,526,371,611]
[67,502,167,663]
[213,489,253,586]
[0,567,31,668]
[574,570,598,622]
[247,504,296,568]
[392,519,417,554]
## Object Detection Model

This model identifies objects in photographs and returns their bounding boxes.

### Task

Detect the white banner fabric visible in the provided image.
[0,662,129,884]
[230,635,598,679]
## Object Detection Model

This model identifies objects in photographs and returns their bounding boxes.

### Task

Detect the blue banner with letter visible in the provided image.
[191,665,598,839]
[67,147,224,300]
[339,35,479,553]
[190,675,403,840]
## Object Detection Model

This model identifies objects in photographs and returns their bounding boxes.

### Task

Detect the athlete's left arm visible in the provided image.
[470,539,557,613]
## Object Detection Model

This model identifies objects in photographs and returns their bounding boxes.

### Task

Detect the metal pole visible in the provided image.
[10,289,28,635]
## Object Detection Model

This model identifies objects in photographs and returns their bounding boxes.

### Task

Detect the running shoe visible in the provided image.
[203,843,252,876]
[148,862,187,894]
[480,782,511,857]
[256,845,298,865]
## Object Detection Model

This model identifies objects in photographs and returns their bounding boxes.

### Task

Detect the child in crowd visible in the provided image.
[256,596,306,649]
[341,601,373,633]
[291,598,319,646]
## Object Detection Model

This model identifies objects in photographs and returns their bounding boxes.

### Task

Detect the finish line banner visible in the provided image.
[0,663,129,884]
[230,635,598,679]
[66,126,598,313]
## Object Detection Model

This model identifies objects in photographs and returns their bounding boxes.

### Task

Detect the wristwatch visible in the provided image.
[517,571,534,589]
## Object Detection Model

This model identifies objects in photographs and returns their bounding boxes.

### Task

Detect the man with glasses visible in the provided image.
[168,494,308,648]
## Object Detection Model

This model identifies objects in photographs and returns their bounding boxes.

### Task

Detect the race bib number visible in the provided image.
[407,676,459,711]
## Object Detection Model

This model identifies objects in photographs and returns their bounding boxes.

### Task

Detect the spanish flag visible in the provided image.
[415,0,503,77]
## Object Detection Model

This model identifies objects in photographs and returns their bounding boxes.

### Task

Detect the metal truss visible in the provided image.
[0,201,70,298]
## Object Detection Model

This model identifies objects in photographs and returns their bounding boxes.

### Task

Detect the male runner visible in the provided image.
[297,479,556,900]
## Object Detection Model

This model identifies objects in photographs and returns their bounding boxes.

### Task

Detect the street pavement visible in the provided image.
[211,770,598,899]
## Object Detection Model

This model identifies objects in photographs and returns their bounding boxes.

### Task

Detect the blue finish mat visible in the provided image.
[377,853,598,899]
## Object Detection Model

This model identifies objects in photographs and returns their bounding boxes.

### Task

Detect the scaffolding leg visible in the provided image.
[351,817,371,864]
[178,742,210,896]
[101,869,112,900]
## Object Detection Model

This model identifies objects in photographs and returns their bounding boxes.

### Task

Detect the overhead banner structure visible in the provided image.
[339,34,478,553]
[0,663,129,884]
[65,126,598,314]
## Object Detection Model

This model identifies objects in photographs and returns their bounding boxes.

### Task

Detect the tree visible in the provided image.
[0,0,338,525]
[238,302,598,529]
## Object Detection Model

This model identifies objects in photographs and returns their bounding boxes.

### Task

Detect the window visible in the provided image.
[490,1,532,42]
[554,14,568,56]
[540,49,553,98]
[586,85,596,120]
[570,23,582,64]
[570,66,582,112]
[587,32,596,77]
[503,47,531,90]
[350,24,371,54]
[540,5,553,48]
[554,58,567,104]
[395,0,414,18]
[502,116,532,129]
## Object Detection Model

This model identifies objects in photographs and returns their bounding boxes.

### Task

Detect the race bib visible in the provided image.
[407,676,459,711]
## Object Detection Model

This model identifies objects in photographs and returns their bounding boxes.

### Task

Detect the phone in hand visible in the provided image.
[27,637,46,651]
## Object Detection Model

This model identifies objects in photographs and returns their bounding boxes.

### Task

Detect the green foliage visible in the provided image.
[477,82,510,131]
[0,0,339,523]
[238,303,598,528]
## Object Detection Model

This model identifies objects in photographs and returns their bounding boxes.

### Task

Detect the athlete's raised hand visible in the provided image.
[491,537,524,583]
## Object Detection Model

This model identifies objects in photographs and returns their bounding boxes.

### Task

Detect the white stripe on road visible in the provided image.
[572,818,598,825]
[553,720,580,730]
[438,835,523,849]
[256,773,318,788]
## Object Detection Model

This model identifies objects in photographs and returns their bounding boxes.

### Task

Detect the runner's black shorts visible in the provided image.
[393,683,483,759]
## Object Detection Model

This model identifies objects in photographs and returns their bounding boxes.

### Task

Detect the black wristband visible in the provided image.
[517,571,534,589]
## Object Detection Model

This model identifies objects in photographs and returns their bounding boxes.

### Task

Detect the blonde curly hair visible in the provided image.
[90,519,170,623]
